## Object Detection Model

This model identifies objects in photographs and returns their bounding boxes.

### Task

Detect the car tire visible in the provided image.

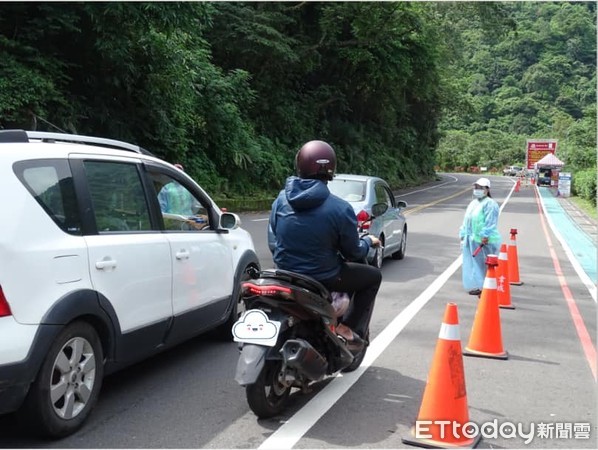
[18,321,104,438]
[392,227,407,260]
[215,265,254,340]
[371,240,384,269]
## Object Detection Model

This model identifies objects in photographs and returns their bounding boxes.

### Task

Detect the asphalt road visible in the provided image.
[1,173,595,448]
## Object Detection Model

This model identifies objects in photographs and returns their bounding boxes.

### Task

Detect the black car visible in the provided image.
[538,169,552,186]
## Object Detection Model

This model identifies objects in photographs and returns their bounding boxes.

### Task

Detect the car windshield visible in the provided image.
[328,179,366,202]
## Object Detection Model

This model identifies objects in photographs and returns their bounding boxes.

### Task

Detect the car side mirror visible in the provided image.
[371,202,388,218]
[397,200,408,209]
[220,212,241,230]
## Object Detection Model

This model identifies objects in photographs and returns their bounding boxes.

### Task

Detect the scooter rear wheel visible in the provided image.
[246,361,291,418]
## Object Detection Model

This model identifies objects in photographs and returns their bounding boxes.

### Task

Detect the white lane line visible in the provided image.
[258,256,464,450]
[251,218,269,222]
[395,174,458,197]
[259,178,513,449]
[536,186,597,302]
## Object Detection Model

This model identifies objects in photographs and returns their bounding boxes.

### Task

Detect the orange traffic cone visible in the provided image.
[402,303,481,449]
[463,255,508,360]
[497,244,515,309]
[514,178,520,192]
[507,228,523,285]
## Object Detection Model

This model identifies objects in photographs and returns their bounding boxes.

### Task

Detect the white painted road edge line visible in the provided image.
[258,255,464,450]
[395,174,459,197]
[259,177,513,449]
[536,186,597,302]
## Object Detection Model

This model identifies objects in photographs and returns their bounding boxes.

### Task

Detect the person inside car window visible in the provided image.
[268,140,382,350]
[158,163,196,217]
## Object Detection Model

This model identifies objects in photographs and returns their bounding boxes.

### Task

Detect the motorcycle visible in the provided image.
[232,203,387,418]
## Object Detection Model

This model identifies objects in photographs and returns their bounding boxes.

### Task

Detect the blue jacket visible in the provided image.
[268,176,372,281]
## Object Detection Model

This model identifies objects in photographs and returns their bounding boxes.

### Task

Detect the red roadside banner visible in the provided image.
[526,139,558,170]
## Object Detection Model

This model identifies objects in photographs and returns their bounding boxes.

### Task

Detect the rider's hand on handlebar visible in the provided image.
[369,236,382,248]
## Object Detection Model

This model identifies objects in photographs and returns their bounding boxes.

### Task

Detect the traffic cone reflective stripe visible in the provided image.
[464,255,508,360]
[497,244,515,309]
[508,228,523,285]
[482,274,496,290]
[402,303,481,449]
[439,322,460,341]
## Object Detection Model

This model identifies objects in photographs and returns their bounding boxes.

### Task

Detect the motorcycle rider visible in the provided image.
[268,140,382,349]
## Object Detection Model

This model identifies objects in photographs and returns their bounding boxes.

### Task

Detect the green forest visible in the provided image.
[1,1,596,205]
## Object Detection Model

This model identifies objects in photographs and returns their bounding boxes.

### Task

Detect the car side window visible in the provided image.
[16,160,82,235]
[374,183,393,208]
[384,186,396,207]
[149,172,210,231]
[83,161,152,233]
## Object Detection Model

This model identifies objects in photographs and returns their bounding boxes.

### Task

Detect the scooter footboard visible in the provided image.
[234,344,270,385]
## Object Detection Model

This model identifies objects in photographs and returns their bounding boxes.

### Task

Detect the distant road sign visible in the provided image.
[526,139,557,169]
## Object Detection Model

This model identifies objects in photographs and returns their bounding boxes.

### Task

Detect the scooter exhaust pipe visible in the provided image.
[280,339,328,381]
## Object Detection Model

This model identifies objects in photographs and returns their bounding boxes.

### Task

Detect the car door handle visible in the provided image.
[95,258,117,270]
[175,250,190,260]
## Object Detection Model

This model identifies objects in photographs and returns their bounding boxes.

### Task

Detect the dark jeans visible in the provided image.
[320,262,382,337]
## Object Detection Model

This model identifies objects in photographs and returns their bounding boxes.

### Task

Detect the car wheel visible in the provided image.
[216,265,254,340]
[371,237,384,269]
[18,321,104,438]
[392,227,407,260]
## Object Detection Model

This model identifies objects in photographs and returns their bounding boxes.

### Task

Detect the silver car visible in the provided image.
[327,174,408,268]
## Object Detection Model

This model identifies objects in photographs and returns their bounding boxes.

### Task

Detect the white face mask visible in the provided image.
[472,188,485,198]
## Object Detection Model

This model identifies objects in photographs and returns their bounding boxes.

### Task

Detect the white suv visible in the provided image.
[0,130,259,437]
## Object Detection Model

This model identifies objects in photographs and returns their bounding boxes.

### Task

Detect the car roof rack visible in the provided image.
[0,129,155,156]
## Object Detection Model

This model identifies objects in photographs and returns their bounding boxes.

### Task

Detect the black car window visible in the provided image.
[83,161,151,233]
[15,159,82,235]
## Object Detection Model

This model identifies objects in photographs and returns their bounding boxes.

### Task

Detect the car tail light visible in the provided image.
[242,282,292,299]
[356,210,371,230]
[0,286,12,317]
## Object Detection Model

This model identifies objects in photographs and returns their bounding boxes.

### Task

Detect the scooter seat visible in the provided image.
[262,268,331,300]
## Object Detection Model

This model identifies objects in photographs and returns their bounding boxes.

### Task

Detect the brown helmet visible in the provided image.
[295,140,337,181]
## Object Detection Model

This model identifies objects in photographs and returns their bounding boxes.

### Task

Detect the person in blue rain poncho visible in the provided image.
[158,163,196,216]
[459,177,502,296]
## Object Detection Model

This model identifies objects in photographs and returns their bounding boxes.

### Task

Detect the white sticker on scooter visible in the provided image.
[232,309,281,347]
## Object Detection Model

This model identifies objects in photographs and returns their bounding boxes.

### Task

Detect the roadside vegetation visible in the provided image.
[570,196,598,221]
[0,2,595,208]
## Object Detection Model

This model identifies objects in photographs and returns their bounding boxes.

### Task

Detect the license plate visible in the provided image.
[232,309,281,347]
